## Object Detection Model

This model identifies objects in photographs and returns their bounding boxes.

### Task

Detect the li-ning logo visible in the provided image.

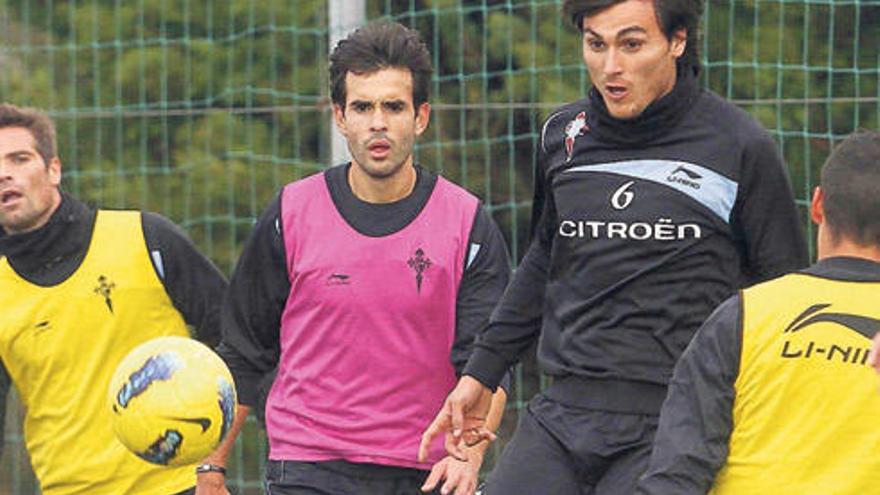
[407,248,432,294]
[667,166,703,190]
[779,303,880,365]
[611,181,635,210]
[94,275,116,314]
[326,273,351,286]
[564,111,589,162]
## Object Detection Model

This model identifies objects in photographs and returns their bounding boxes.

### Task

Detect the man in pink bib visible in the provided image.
[216,21,510,495]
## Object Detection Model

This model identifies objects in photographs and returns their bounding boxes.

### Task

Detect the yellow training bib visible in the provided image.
[0,210,195,495]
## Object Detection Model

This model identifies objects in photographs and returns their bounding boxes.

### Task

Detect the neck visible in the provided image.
[818,238,880,263]
[347,161,417,203]
[588,62,697,146]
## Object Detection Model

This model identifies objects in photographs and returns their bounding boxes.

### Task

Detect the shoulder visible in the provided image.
[282,168,329,195]
[539,97,593,153]
[693,89,775,151]
[139,211,189,240]
[434,173,479,207]
[136,211,198,256]
[740,272,812,316]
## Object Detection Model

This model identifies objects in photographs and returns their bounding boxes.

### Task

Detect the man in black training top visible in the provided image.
[420,1,808,494]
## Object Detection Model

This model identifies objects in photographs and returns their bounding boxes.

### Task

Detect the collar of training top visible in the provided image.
[0,191,94,266]
[802,256,880,283]
[587,61,700,147]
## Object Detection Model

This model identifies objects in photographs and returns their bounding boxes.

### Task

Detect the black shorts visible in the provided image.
[483,394,658,495]
[263,459,442,495]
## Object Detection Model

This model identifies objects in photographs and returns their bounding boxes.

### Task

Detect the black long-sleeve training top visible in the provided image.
[464,66,809,414]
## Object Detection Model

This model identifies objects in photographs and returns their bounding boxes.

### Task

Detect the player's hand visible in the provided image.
[869,332,880,375]
[421,450,484,495]
[195,472,230,495]
[419,376,496,462]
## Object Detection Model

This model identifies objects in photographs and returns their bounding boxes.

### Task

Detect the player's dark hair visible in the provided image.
[820,130,880,248]
[562,0,704,70]
[0,103,57,165]
[329,21,433,112]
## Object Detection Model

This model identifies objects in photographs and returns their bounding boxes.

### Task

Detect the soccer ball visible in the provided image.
[107,336,237,466]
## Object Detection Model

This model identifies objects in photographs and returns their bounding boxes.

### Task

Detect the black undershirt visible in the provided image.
[325,164,438,236]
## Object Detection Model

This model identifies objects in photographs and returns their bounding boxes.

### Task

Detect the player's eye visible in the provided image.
[10,153,32,164]
[383,101,405,113]
[585,38,605,52]
[351,102,372,113]
[621,39,644,52]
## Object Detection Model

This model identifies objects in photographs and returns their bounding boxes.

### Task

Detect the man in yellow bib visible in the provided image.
[0,103,232,494]
[637,129,880,494]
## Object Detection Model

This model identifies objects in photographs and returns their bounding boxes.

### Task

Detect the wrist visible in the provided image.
[465,442,488,461]
[195,463,227,475]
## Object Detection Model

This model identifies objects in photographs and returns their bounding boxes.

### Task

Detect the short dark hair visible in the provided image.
[562,0,704,70]
[821,130,880,248]
[0,103,57,164]
[329,21,433,111]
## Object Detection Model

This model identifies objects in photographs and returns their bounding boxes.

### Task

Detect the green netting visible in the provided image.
[1,1,878,493]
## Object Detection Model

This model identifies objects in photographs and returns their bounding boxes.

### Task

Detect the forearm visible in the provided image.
[463,239,549,389]
[200,404,250,468]
[0,363,8,461]
[468,387,507,459]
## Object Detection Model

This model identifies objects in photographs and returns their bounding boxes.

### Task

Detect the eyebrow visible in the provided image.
[3,149,36,158]
[584,25,648,39]
[348,98,408,106]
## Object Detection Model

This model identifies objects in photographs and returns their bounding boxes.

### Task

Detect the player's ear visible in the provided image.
[47,157,62,187]
[810,186,824,225]
[333,103,348,136]
[670,28,687,58]
[414,102,430,137]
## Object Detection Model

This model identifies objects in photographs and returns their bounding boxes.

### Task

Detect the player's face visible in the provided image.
[333,67,429,180]
[0,127,61,235]
[580,0,686,120]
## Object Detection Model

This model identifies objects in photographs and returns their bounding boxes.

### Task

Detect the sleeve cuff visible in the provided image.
[462,347,511,391]
[230,372,262,407]
[498,369,513,394]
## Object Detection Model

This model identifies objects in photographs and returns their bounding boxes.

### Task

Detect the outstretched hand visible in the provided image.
[419,376,496,462]
[421,451,484,495]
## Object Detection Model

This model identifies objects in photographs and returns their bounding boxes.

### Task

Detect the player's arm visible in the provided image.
[452,204,513,392]
[0,360,9,461]
[140,212,241,493]
[733,131,809,284]
[635,295,743,495]
[203,194,289,493]
[461,127,557,392]
[140,212,228,346]
[421,204,511,494]
[421,120,557,459]
[215,193,287,409]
